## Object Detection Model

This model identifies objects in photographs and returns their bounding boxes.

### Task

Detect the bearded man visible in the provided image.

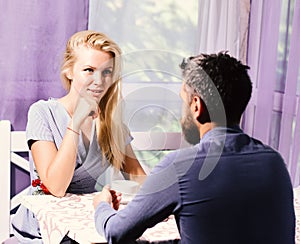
[93,52,295,244]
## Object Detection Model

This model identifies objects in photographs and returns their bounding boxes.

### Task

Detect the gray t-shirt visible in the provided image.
[26,98,110,193]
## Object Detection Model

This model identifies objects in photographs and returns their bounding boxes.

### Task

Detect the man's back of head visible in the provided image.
[180,52,252,126]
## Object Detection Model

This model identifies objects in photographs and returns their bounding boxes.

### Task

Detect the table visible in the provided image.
[21,193,180,244]
[293,187,300,244]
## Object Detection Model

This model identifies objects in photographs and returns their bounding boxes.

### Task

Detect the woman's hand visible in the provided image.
[72,78,99,130]
[73,95,98,127]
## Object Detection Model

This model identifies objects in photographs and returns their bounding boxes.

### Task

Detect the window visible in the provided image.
[89,0,198,167]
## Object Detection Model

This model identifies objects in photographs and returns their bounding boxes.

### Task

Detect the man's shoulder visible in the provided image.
[150,145,200,174]
[246,135,283,156]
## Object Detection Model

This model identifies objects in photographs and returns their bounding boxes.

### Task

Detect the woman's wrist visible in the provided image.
[67,127,80,135]
[68,119,81,132]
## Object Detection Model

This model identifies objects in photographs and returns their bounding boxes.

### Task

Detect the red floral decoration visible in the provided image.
[31,178,50,195]
[40,183,50,194]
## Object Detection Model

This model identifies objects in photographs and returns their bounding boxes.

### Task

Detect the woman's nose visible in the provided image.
[93,71,101,85]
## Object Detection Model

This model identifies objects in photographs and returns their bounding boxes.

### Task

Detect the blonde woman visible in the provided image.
[12,30,146,243]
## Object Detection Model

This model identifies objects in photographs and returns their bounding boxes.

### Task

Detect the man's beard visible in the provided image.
[181,108,200,145]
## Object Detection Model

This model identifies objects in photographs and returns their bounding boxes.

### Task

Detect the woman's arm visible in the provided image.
[122,144,147,184]
[31,122,79,197]
[32,94,98,197]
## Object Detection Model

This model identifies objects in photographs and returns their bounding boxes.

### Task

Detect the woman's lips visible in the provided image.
[87,89,103,98]
[88,89,102,93]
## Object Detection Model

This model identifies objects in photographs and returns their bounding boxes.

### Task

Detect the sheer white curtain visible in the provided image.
[196,0,250,63]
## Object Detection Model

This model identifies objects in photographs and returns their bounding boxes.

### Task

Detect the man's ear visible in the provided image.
[193,96,211,124]
[191,95,202,120]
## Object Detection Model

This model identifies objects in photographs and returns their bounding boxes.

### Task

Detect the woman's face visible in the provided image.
[69,46,114,102]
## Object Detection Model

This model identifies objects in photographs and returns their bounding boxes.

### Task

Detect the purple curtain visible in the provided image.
[243,0,300,186]
[0,0,89,196]
[279,0,300,185]
[0,0,89,131]
[243,0,282,141]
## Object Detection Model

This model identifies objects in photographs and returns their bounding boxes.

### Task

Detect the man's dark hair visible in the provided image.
[180,52,252,125]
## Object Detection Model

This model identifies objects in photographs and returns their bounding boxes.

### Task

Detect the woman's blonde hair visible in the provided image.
[61,30,127,170]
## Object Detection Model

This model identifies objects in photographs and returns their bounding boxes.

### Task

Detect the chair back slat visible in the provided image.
[0,121,30,242]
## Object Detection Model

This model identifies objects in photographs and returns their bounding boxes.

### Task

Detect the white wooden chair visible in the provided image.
[0,120,30,242]
[0,120,186,242]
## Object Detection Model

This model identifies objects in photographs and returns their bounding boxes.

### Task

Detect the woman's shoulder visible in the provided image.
[29,98,59,113]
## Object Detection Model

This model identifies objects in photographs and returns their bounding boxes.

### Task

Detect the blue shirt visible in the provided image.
[95,126,295,244]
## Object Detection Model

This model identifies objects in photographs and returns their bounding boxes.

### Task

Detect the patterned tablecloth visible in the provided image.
[294,187,300,244]
[21,193,180,244]
[23,188,300,244]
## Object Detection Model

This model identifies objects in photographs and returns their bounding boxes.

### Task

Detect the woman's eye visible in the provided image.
[102,69,112,77]
[84,68,94,73]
